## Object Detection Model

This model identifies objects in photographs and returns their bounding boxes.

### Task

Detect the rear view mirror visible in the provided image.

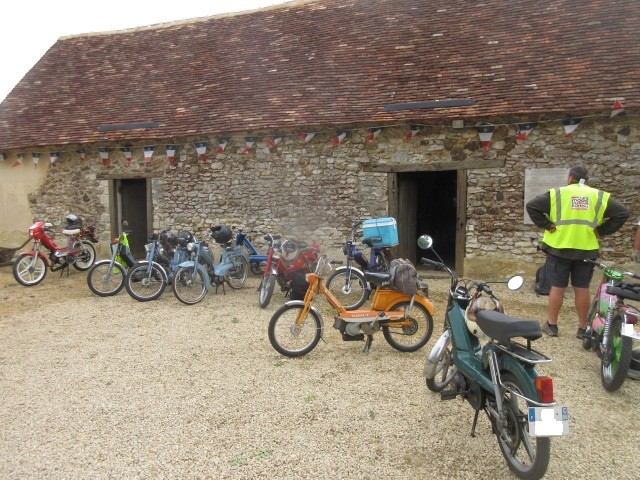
[417,235,433,250]
[507,275,524,291]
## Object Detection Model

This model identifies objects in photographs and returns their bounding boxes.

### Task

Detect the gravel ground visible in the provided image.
[1,264,639,479]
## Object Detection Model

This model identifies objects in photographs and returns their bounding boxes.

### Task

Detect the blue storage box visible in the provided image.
[362,217,398,247]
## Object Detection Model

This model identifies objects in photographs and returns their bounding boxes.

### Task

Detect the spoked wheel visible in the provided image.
[268,303,322,357]
[225,255,248,289]
[258,274,276,308]
[125,262,167,302]
[426,346,457,392]
[600,315,633,392]
[173,266,207,305]
[72,241,96,271]
[494,373,550,480]
[87,260,126,296]
[250,261,263,276]
[383,301,434,352]
[325,268,369,310]
[12,253,47,286]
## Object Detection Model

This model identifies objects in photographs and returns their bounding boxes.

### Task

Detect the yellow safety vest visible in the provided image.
[542,183,609,250]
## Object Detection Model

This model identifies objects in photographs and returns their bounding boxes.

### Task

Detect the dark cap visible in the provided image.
[568,165,588,182]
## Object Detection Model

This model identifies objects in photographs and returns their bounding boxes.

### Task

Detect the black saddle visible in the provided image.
[476,310,542,342]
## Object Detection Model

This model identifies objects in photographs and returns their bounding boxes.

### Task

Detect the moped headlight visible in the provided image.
[144,243,151,252]
[187,242,196,252]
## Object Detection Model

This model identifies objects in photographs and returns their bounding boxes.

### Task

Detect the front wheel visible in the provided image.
[268,304,322,357]
[495,372,550,480]
[258,273,276,308]
[87,260,126,296]
[12,253,47,286]
[383,301,434,352]
[325,268,369,310]
[72,241,96,271]
[125,262,167,302]
[225,255,248,290]
[426,346,457,392]
[600,315,633,392]
[173,266,207,305]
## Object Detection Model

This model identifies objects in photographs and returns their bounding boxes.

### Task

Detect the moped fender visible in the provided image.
[423,329,451,378]
[19,250,51,267]
[283,300,324,338]
[177,261,211,290]
[497,353,540,400]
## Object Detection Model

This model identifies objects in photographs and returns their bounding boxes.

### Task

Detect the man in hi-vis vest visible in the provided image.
[527,165,629,338]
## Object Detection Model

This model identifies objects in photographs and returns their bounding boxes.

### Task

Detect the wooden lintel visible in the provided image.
[96,172,164,180]
[363,158,506,173]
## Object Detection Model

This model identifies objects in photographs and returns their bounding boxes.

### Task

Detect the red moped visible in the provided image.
[12,214,98,286]
[258,232,319,308]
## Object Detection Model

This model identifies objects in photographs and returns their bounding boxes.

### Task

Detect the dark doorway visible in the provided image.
[396,171,458,268]
[116,179,148,258]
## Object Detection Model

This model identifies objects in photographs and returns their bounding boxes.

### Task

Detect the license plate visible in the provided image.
[622,323,640,339]
[528,406,569,437]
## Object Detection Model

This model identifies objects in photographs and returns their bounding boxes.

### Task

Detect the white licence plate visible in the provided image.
[528,406,570,437]
[622,323,640,339]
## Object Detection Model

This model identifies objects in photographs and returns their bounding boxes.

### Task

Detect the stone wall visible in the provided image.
[20,113,640,270]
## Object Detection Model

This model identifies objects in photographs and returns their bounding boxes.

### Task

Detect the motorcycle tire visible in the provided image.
[325,268,369,310]
[426,346,457,392]
[268,303,322,358]
[72,241,96,271]
[494,372,551,480]
[87,260,126,297]
[258,274,276,309]
[225,255,248,290]
[382,301,433,352]
[600,315,633,392]
[125,262,167,302]
[12,253,47,286]
[173,266,207,305]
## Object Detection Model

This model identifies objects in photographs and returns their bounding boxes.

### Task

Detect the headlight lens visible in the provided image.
[187,242,196,252]
[144,243,151,252]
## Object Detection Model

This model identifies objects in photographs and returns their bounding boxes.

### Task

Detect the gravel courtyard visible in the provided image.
[1,264,639,479]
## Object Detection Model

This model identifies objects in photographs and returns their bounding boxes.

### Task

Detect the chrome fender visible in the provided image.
[423,329,452,379]
[177,260,211,290]
[283,300,325,338]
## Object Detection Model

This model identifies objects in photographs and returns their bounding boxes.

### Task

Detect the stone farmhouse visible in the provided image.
[0,0,638,273]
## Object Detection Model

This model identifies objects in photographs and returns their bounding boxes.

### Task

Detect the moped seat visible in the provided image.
[62,228,81,236]
[476,310,542,342]
[364,271,391,284]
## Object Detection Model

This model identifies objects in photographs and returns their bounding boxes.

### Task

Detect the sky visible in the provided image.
[0,0,290,102]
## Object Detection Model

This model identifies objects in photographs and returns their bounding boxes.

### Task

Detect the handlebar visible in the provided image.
[584,259,640,280]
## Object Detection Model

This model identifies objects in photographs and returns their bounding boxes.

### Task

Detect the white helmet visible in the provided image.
[465,295,504,338]
[281,240,299,262]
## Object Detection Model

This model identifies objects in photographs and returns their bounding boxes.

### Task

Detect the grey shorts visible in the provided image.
[544,255,595,289]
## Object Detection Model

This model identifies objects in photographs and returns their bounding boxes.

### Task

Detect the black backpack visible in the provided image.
[535,265,551,296]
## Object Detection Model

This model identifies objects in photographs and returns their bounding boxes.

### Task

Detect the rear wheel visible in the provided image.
[125,262,167,302]
[173,266,207,305]
[383,301,433,352]
[325,268,369,310]
[225,255,248,289]
[250,261,263,276]
[268,304,322,357]
[87,260,126,296]
[72,241,96,271]
[258,273,276,308]
[600,315,633,392]
[12,253,47,286]
[495,372,551,480]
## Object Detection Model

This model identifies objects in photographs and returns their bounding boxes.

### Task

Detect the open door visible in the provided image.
[115,178,148,258]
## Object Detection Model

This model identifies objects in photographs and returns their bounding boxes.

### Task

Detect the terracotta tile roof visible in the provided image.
[0,0,638,150]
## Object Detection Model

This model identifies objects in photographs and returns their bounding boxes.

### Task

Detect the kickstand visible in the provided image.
[362,335,373,354]
[215,282,226,295]
[60,263,70,277]
[470,409,480,438]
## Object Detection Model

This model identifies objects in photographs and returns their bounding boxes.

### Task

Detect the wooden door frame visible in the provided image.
[375,159,505,275]
[99,172,158,237]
